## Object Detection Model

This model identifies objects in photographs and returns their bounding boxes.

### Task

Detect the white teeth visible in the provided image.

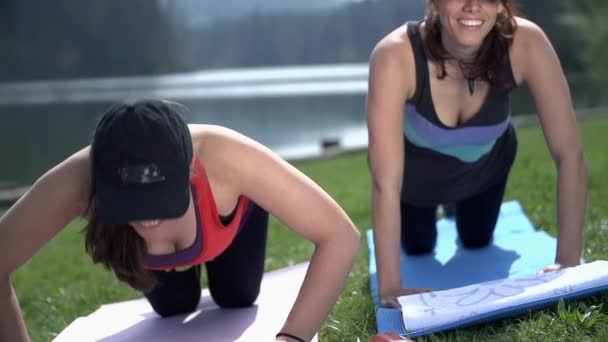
[141,220,160,227]
[459,19,483,27]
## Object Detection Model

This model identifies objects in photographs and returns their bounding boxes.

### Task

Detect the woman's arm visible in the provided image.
[367,27,427,307]
[199,126,360,342]
[0,148,90,341]
[514,18,588,269]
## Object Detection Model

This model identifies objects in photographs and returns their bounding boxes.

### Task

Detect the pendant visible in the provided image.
[468,78,476,96]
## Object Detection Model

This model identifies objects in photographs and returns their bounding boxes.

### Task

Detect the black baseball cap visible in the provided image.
[91,99,193,224]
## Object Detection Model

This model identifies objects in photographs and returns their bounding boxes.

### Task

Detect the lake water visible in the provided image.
[0,64,599,187]
[0,65,369,186]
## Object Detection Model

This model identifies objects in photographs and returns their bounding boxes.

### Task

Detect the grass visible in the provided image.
[5,115,608,341]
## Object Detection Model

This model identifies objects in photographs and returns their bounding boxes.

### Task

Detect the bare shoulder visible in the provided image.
[2,146,91,225]
[369,23,417,100]
[188,124,273,179]
[511,17,554,82]
[39,147,92,215]
[189,124,263,157]
[512,17,556,58]
[0,147,92,275]
[371,23,414,70]
[513,17,549,46]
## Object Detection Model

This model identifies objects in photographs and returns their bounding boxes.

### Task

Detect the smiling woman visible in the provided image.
[423,0,518,94]
[367,0,587,310]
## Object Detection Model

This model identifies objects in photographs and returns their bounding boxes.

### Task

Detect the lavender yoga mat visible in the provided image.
[55,262,317,342]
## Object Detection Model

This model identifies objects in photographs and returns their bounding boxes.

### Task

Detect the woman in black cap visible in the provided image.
[0,98,360,342]
[367,0,587,307]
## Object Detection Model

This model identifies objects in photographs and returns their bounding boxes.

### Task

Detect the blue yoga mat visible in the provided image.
[367,201,601,337]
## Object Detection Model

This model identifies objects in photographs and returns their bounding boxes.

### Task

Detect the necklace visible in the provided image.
[467,78,476,96]
[456,59,476,96]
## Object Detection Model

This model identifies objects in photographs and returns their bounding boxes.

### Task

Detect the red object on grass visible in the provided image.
[370,332,414,342]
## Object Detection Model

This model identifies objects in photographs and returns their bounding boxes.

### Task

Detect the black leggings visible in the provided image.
[401,179,507,255]
[144,203,269,317]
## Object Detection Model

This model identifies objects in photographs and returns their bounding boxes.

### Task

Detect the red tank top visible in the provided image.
[145,155,251,270]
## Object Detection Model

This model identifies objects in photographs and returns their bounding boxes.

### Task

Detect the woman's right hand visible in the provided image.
[380,288,434,308]
[367,24,424,311]
[0,148,90,342]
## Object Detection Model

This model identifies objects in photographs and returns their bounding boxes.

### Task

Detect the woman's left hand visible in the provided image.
[538,261,580,274]
[538,263,564,274]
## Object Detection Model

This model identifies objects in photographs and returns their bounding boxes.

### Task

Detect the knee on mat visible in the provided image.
[149,290,201,318]
[213,287,260,308]
[460,235,492,249]
[402,241,435,255]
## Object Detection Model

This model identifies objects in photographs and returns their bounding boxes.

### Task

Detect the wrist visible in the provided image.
[379,280,402,296]
[555,257,580,267]
[556,250,581,267]
[276,332,307,342]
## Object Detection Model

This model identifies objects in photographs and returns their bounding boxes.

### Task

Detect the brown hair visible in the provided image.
[423,0,519,87]
[84,165,200,292]
[83,99,195,292]
[84,161,156,292]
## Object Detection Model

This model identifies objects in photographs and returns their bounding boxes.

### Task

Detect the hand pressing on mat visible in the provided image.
[538,261,579,274]
[380,288,433,308]
[370,332,415,342]
[538,263,563,274]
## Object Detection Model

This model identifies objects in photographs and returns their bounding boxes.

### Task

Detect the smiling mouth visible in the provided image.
[137,220,161,229]
[458,19,484,28]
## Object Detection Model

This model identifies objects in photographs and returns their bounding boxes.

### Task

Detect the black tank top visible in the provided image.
[401,21,518,205]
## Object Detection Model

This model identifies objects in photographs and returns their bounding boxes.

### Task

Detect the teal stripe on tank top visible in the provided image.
[404,112,497,163]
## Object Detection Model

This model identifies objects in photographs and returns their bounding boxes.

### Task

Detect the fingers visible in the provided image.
[387,298,401,308]
[415,288,434,293]
[537,267,551,275]
[371,332,415,341]
[538,263,564,274]
[380,288,436,308]
[380,297,402,308]
[395,288,434,296]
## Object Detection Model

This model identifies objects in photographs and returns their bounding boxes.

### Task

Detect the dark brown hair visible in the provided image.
[84,164,156,292]
[83,99,194,292]
[423,0,519,87]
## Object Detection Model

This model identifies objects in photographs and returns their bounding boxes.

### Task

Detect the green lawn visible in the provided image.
[6,115,608,341]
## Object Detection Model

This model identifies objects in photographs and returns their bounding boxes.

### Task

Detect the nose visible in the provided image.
[463,0,482,12]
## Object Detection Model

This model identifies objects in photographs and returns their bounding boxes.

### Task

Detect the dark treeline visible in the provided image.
[0,0,177,81]
[178,0,426,70]
[180,0,583,73]
[0,0,603,82]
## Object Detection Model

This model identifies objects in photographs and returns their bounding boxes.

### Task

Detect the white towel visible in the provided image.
[399,261,608,333]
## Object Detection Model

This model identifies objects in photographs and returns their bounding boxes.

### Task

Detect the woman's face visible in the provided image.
[129,218,182,242]
[431,0,505,52]
[128,190,194,243]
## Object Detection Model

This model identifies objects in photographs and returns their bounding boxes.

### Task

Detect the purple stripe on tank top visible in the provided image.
[146,186,203,268]
[405,104,509,146]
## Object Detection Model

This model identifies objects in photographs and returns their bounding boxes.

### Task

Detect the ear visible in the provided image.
[428,0,438,13]
[497,1,505,13]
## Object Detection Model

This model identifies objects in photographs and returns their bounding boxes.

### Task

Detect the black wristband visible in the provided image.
[276,332,306,342]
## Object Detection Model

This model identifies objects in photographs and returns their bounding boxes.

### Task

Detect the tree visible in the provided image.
[0,0,177,81]
[558,0,608,106]
[567,0,608,79]
[517,0,583,73]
